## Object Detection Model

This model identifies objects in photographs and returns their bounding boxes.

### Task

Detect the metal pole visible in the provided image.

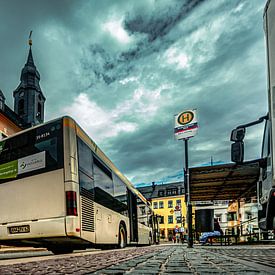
[184,139,193,248]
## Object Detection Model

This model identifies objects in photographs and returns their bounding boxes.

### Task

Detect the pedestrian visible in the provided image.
[176,233,180,243]
[180,233,184,244]
[200,218,223,245]
[172,235,176,243]
[214,218,223,235]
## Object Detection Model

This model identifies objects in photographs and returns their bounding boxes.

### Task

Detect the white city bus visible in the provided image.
[0,116,153,254]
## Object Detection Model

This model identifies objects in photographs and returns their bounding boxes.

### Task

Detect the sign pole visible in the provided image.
[174,109,197,248]
[184,139,193,248]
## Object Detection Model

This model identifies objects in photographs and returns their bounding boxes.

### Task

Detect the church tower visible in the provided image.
[13,32,45,126]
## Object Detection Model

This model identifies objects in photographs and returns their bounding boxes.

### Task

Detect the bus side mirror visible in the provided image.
[231,141,244,163]
[230,128,245,141]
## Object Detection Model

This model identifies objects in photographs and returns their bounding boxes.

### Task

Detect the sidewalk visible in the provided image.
[0,246,46,254]
[94,244,275,274]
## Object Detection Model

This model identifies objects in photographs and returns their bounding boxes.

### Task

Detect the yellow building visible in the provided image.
[138,182,187,241]
[227,200,239,235]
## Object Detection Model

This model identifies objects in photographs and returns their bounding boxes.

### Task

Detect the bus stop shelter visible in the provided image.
[189,162,260,201]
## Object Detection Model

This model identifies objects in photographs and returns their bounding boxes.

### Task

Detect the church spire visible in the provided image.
[26,31,34,66]
[28,30,33,47]
[13,31,46,126]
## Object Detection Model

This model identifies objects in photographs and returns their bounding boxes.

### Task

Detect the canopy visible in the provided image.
[189,162,260,201]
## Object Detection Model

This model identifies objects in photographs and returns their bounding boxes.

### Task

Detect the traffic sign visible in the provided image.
[174,109,198,140]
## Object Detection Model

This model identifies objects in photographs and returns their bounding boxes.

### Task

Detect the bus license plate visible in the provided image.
[8,225,30,234]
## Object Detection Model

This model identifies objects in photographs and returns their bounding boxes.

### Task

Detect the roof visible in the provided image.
[0,104,25,128]
[137,182,184,200]
[189,162,260,201]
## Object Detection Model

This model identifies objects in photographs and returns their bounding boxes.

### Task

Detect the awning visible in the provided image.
[189,162,260,201]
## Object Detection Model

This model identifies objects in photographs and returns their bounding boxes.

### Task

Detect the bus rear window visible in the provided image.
[0,120,64,183]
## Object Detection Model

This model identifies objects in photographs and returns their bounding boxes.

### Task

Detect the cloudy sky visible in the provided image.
[0,0,268,185]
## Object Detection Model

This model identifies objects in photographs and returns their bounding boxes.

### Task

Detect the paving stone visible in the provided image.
[104,266,129,271]
[162,273,193,275]
[94,270,124,274]
[165,268,192,273]
[129,270,159,274]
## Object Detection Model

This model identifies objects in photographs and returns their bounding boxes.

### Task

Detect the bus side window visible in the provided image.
[113,174,128,215]
[261,121,270,180]
[93,156,114,209]
[258,181,262,198]
[79,171,94,193]
[77,138,93,178]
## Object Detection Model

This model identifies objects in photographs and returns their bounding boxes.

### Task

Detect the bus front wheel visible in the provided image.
[50,247,73,255]
[118,224,126,249]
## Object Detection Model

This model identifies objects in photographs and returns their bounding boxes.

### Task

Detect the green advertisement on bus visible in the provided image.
[0,151,46,180]
[0,160,18,179]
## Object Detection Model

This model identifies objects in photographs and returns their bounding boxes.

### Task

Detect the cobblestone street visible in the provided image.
[1,244,275,274]
[93,245,275,274]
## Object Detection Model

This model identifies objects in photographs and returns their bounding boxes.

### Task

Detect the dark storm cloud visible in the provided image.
[0,0,268,185]
[101,0,267,183]
[124,0,205,42]
[104,120,181,182]
[81,0,207,86]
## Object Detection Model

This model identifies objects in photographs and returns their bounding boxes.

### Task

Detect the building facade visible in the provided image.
[138,182,186,241]
[227,198,258,237]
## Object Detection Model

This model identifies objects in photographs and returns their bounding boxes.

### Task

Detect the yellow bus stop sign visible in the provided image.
[174,109,198,140]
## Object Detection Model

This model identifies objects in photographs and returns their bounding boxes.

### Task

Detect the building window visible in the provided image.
[246,212,252,220]
[140,206,146,215]
[227,212,237,221]
[215,214,222,223]
[168,215,173,224]
[159,201,164,209]
[158,190,164,197]
[166,189,172,196]
[176,216,182,223]
[159,216,164,224]
[172,188,178,195]
[18,99,25,115]
[168,200,173,208]
[153,202,158,209]
[176,199,181,206]
[180,188,185,194]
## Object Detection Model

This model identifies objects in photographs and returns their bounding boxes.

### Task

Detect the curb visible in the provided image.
[0,247,47,254]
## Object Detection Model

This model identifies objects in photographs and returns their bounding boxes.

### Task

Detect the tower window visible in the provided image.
[18,99,24,115]
[37,102,42,120]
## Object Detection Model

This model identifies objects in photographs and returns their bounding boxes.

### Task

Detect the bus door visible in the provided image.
[127,190,138,242]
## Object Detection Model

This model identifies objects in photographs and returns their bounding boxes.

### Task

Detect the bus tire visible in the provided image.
[149,232,152,245]
[50,247,73,255]
[118,224,127,249]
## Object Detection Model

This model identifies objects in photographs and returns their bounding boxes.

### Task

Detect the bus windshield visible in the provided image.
[0,119,63,183]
